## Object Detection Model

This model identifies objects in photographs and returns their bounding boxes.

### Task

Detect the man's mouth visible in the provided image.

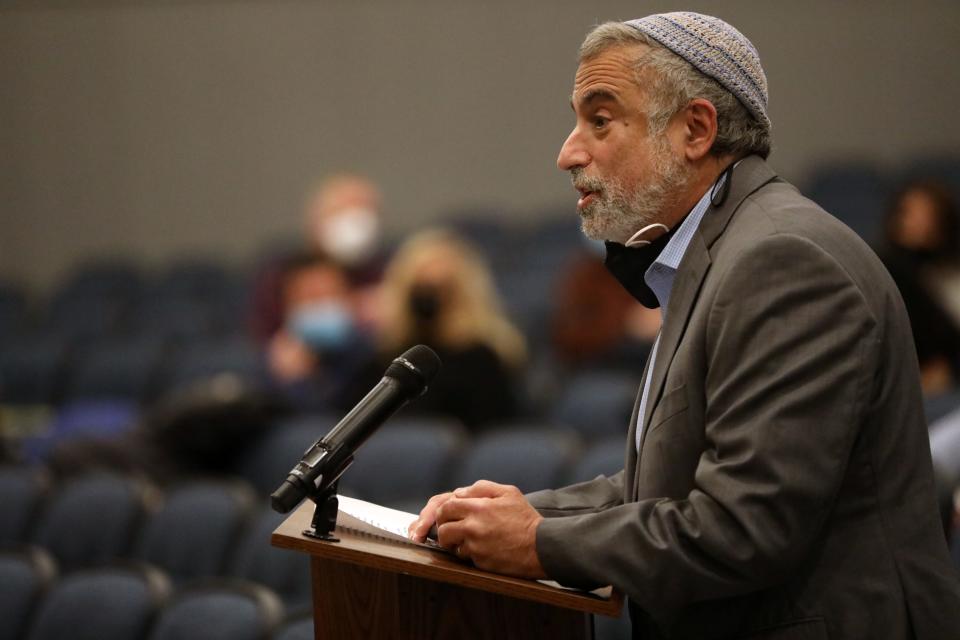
[576,187,597,210]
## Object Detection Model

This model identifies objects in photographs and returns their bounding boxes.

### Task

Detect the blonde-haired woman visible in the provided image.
[376,228,526,429]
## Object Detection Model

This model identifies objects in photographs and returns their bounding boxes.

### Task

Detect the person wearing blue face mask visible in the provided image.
[266,252,376,413]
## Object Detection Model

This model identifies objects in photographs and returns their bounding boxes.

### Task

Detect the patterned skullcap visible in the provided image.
[624,12,770,130]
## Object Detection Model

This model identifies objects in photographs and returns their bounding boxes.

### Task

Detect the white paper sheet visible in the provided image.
[336,494,419,539]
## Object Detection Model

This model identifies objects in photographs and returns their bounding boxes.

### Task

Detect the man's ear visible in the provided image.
[683,98,719,161]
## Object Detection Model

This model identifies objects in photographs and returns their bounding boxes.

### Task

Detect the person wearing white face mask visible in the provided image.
[304,173,385,277]
[249,173,389,344]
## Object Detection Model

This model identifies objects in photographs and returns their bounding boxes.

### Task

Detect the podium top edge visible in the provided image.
[271,502,623,618]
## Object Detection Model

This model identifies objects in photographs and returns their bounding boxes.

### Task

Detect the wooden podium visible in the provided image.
[272,501,622,639]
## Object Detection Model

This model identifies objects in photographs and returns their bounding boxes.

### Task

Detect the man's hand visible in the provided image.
[415,480,546,579]
[408,490,456,542]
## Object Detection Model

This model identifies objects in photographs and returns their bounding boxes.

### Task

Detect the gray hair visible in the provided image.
[580,22,772,159]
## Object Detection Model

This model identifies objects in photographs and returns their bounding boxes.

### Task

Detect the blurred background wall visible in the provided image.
[1,0,958,289]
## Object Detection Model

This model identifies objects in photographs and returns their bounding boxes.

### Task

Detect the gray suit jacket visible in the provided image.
[527,156,960,640]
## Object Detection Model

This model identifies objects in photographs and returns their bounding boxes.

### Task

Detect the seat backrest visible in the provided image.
[272,614,314,640]
[901,154,960,197]
[0,546,57,640]
[0,334,70,405]
[148,580,284,640]
[162,338,263,395]
[230,508,311,611]
[26,563,170,640]
[0,466,50,543]
[0,281,28,339]
[550,371,640,439]
[452,427,580,493]
[567,438,627,486]
[134,481,255,583]
[66,338,164,403]
[341,419,465,507]
[804,162,891,243]
[236,415,337,496]
[32,474,150,572]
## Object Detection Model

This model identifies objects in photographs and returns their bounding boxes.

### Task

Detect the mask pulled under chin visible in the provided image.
[603,224,680,309]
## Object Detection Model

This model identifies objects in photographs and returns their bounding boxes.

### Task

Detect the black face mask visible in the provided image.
[603,163,735,309]
[603,229,679,309]
[409,286,443,322]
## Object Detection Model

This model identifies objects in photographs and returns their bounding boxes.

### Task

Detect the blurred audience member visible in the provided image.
[250,173,388,342]
[551,240,658,371]
[879,181,960,395]
[266,253,374,412]
[929,408,960,541]
[365,229,526,429]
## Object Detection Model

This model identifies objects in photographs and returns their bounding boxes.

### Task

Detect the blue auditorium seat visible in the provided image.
[147,580,284,640]
[902,154,960,196]
[0,281,29,340]
[567,438,626,485]
[0,466,51,543]
[133,297,221,343]
[25,563,171,640]
[66,337,165,403]
[134,481,256,584]
[230,508,311,611]
[31,474,150,572]
[0,333,70,405]
[448,211,511,263]
[0,546,57,640]
[452,427,580,493]
[58,260,143,301]
[161,337,264,395]
[236,414,337,496]
[273,614,314,640]
[155,259,235,301]
[805,162,891,243]
[340,418,465,508]
[551,371,640,439]
[527,213,586,252]
[43,260,143,340]
[496,267,556,337]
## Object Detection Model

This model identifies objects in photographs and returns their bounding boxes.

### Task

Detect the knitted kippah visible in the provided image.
[624,12,770,130]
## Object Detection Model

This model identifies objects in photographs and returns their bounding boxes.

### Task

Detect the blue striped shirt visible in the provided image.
[635,174,726,451]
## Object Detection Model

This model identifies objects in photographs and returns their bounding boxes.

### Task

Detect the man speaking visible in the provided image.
[410,12,960,639]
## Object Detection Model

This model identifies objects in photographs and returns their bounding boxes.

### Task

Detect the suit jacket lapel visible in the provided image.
[633,156,780,487]
[623,345,653,501]
[634,237,711,486]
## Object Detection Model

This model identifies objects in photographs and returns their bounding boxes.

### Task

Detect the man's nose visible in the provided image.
[557,128,589,172]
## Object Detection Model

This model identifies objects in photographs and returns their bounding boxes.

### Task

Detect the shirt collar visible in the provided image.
[643,171,728,312]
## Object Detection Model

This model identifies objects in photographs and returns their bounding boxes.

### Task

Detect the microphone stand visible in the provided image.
[302,479,341,542]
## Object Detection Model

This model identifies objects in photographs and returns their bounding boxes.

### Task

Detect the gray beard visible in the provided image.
[572,138,694,243]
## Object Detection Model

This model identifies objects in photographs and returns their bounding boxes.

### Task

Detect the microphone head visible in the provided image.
[385,344,441,397]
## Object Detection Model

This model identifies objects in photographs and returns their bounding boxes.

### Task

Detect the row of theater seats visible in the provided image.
[244,418,628,506]
[0,471,310,604]
[2,421,628,583]
[0,417,627,640]
[1,548,313,640]
[0,272,247,352]
[10,361,642,469]
[0,334,265,406]
[0,469,313,640]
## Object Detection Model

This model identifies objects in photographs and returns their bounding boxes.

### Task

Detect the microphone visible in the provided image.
[270,345,441,514]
